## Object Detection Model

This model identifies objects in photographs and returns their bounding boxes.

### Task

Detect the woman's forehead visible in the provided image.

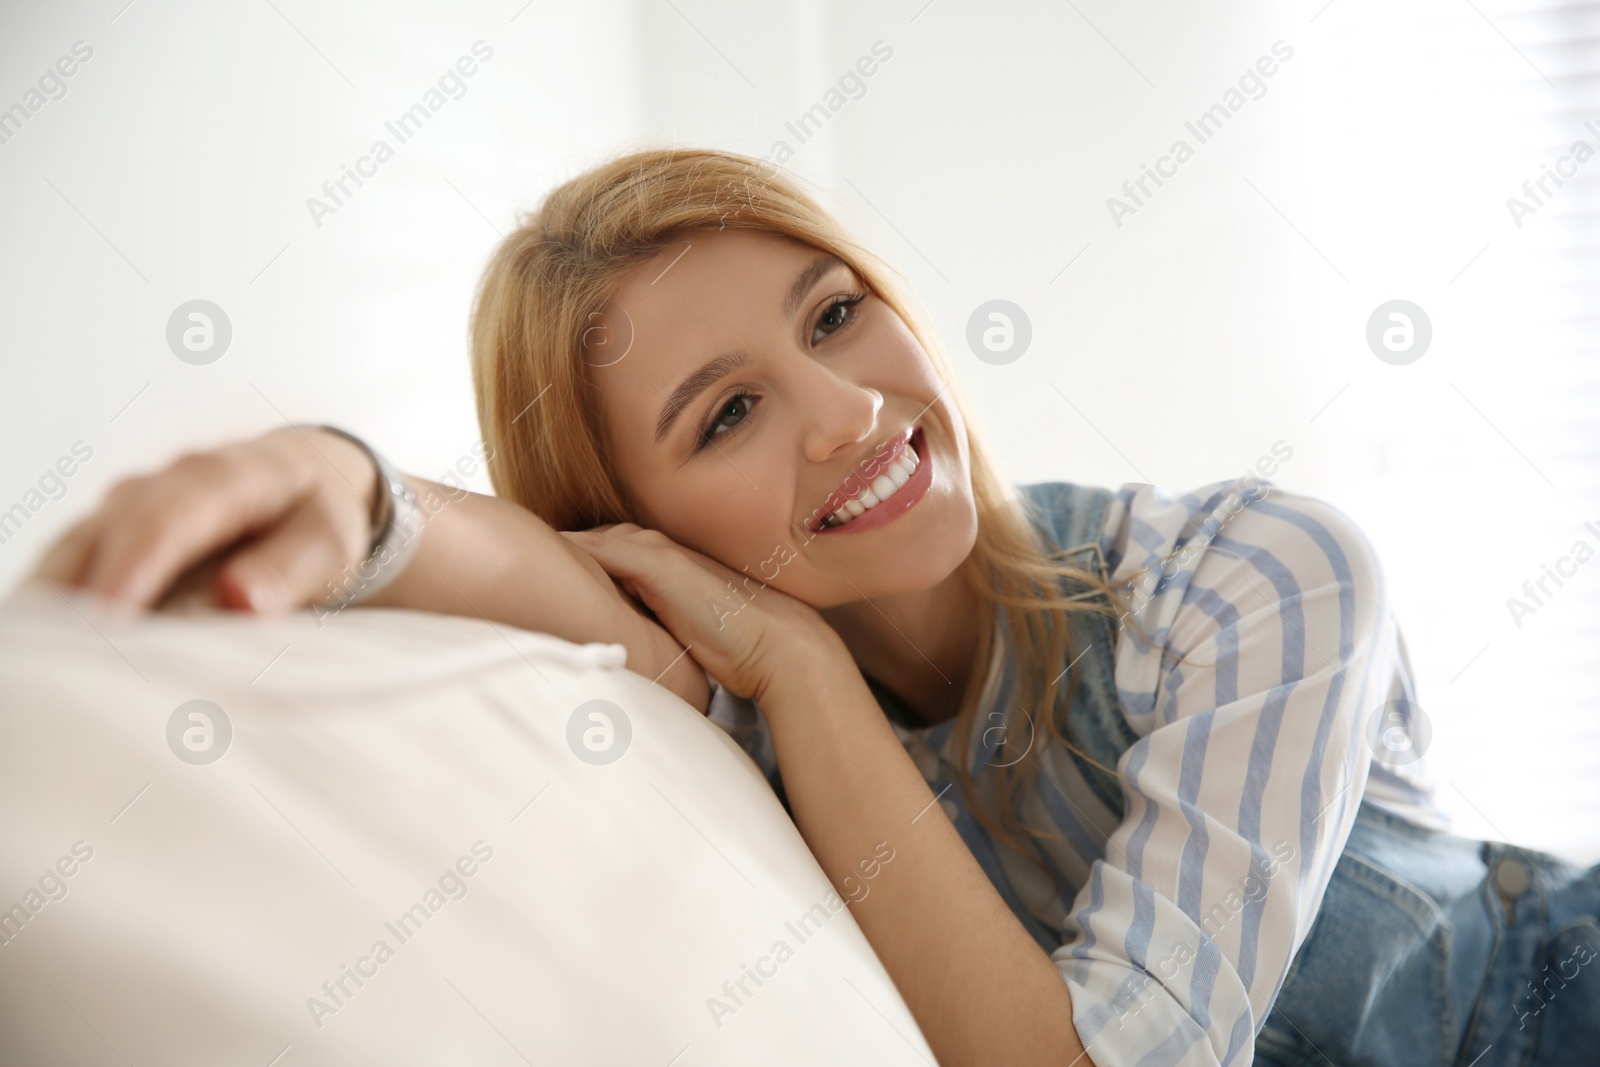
[615,228,820,298]
[588,230,845,373]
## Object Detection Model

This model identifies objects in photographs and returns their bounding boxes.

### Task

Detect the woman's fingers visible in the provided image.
[562,527,782,699]
[78,443,313,609]
[563,525,686,610]
[26,426,379,616]
[214,493,369,613]
[30,513,104,587]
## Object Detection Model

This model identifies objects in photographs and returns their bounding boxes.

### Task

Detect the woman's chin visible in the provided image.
[811,487,978,605]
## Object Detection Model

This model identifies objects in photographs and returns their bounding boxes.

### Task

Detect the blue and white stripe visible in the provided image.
[708,476,1446,1066]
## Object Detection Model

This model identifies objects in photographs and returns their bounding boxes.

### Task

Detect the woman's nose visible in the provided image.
[795,363,883,464]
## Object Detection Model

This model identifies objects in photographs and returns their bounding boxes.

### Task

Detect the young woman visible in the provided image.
[32,148,1599,1066]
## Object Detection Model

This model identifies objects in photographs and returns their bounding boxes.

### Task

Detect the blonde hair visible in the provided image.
[469,146,1171,883]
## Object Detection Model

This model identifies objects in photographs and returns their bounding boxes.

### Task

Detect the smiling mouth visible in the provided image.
[806,426,927,533]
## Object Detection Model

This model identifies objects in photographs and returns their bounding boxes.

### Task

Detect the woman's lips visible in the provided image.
[808,426,931,536]
[814,427,913,519]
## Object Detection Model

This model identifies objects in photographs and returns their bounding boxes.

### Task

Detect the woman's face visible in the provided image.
[586,227,978,609]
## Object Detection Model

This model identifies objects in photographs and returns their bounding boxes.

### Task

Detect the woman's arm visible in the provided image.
[355,473,632,647]
[759,635,1090,1067]
[1049,478,1400,1065]
[560,525,1091,1067]
[344,473,712,714]
[26,428,709,714]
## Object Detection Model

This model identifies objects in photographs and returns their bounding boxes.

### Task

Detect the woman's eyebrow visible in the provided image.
[783,252,847,321]
[655,349,750,444]
[653,253,848,446]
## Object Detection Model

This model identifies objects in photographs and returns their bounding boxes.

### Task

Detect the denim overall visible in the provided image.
[860,482,1600,1067]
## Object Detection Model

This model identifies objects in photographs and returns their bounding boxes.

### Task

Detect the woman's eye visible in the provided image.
[692,292,865,454]
[811,292,867,345]
[697,391,756,451]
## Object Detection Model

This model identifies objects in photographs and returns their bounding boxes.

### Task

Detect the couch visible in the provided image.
[0,579,935,1065]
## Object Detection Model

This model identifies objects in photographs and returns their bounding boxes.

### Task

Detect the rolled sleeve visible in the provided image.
[1053,479,1399,1067]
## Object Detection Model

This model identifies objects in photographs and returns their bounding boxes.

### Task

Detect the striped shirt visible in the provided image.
[707,476,1446,1065]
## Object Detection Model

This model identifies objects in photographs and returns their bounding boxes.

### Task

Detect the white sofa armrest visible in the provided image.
[0,580,934,1065]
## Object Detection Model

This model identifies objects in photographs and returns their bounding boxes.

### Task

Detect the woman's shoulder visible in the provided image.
[1086,475,1396,739]
[1010,479,1119,571]
[1018,474,1382,598]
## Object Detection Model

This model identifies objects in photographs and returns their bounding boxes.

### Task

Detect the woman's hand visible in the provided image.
[559,523,846,711]
[28,425,378,615]
[550,532,714,715]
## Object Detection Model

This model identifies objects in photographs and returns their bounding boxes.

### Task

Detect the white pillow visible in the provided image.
[0,580,934,1065]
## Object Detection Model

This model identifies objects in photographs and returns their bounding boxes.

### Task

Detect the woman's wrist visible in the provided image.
[752,619,857,719]
[346,475,501,614]
[352,481,632,649]
[306,425,424,608]
[602,598,713,714]
[303,427,381,523]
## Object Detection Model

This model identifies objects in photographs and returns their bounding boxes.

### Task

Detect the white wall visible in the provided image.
[3,0,1595,858]
[0,0,645,540]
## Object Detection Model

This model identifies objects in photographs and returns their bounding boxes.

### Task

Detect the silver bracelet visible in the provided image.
[313,425,424,606]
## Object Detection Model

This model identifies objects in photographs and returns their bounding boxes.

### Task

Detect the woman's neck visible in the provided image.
[819,563,983,726]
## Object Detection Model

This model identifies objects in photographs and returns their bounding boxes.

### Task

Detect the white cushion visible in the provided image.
[0,580,934,1065]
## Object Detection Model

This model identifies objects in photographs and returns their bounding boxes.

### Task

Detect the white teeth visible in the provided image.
[818,437,926,529]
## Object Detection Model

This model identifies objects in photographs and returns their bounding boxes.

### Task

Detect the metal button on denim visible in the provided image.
[1494,854,1532,899]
